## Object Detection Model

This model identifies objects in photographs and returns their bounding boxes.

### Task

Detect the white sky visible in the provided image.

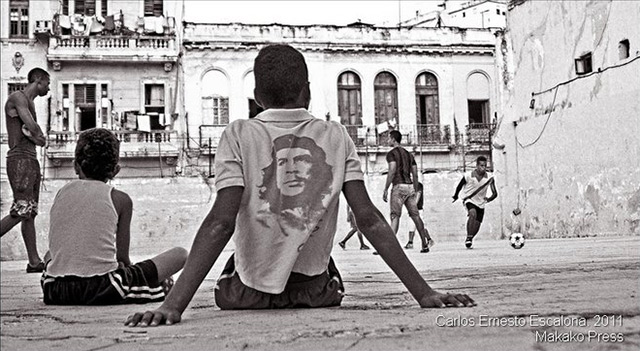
[184,1,441,26]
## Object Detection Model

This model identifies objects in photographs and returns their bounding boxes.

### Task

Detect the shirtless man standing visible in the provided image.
[1,67,49,273]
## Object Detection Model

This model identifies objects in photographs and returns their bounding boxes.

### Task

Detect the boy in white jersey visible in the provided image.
[452,156,498,249]
[125,44,475,327]
[41,128,187,305]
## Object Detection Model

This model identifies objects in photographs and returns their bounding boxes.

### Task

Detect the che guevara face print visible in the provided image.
[257,134,333,235]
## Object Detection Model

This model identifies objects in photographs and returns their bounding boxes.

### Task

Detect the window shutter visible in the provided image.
[9,0,29,6]
[144,0,163,16]
[86,85,96,102]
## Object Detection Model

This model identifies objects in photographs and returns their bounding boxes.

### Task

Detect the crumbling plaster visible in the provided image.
[493,0,640,238]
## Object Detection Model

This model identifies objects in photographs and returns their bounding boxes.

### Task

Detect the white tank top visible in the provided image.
[46,180,119,277]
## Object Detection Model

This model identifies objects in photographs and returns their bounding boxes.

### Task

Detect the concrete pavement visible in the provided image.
[1,236,639,351]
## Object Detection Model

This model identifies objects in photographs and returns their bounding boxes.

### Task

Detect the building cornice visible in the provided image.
[183,41,495,56]
[182,22,497,56]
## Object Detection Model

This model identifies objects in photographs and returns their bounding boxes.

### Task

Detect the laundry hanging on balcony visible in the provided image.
[59,15,71,29]
[71,17,85,36]
[155,17,165,34]
[125,112,138,130]
[143,17,155,33]
[137,115,151,132]
[89,17,103,34]
[104,15,115,31]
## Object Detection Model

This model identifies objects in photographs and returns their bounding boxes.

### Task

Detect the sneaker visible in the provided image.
[465,239,473,249]
[338,241,346,250]
[360,245,370,250]
[427,239,436,248]
[420,246,430,253]
[404,242,414,249]
[26,261,45,273]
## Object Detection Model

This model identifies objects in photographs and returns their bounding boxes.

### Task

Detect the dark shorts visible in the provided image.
[214,254,344,309]
[465,202,485,223]
[41,260,164,305]
[7,157,41,218]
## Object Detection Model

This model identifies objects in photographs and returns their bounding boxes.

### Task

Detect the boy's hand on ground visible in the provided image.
[125,306,182,327]
[418,291,476,308]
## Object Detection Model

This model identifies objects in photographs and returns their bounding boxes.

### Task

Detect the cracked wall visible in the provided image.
[493,0,640,238]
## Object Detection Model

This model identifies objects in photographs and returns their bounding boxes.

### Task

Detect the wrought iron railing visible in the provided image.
[52,35,175,50]
[343,124,453,147]
[198,125,227,149]
[47,130,176,144]
[466,123,496,144]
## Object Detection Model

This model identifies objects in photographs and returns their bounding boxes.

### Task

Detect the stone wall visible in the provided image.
[1,172,503,261]
[492,0,640,238]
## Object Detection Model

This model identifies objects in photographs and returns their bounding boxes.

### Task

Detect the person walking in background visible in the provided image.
[41,128,187,305]
[452,156,498,249]
[338,206,370,250]
[404,181,424,250]
[382,131,434,253]
[0,68,49,273]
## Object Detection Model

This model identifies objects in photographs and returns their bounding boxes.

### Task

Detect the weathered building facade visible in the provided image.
[2,1,500,179]
[0,0,51,180]
[181,22,500,174]
[401,0,507,29]
[1,0,184,179]
[493,0,640,237]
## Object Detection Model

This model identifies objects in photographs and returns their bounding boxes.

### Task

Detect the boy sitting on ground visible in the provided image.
[125,44,474,327]
[41,128,188,305]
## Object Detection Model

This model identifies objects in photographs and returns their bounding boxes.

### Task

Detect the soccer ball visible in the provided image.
[509,232,525,249]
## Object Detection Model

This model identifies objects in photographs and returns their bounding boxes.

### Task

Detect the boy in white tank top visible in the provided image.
[41,128,188,305]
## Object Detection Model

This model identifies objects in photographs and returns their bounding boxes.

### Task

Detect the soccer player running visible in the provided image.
[452,156,498,249]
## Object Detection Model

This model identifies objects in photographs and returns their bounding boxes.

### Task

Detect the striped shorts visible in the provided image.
[41,260,165,305]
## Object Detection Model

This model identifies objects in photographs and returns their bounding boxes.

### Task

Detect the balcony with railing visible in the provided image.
[46,130,179,160]
[343,124,453,150]
[48,35,178,63]
[466,123,496,146]
[46,12,178,64]
[195,123,494,152]
[198,125,227,153]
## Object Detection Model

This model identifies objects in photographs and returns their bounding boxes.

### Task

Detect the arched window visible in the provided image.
[415,72,439,125]
[374,72,398,125]
[466,72,490,127]
[201,70,229,125]
[337,71,362,125]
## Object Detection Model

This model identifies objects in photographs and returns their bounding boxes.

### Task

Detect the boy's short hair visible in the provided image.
[75,128,120,181]
[389,130,402,143]
[476,156,487,163]
[27,68,49,83]
[254,44,308,107]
